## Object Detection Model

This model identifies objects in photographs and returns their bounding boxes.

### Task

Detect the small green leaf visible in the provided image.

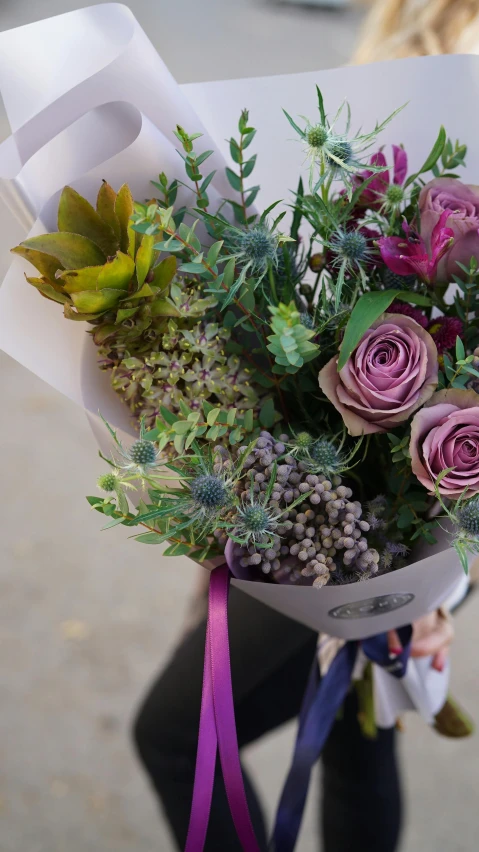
[226,168,242,192]
[405,126,446,187]
[173,420,192,435]
[316,85,326,126]
[206,240,224,268]
[135,532,163,544]
[243,409,254,432]
[163,542,192,556]
[282,109,304,139]
[259,398,275,428]
[242,155,257,178]
[242,130,256,149]
[229,138,241,164]
[206,408,220,426]
[338,291,403,371]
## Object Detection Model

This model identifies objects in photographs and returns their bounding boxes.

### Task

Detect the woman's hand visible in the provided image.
[388,608,454,672]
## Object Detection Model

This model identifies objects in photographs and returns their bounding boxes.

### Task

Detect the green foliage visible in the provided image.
[267,302,320,374]
[146,398,262,455]
[225,110,258,225]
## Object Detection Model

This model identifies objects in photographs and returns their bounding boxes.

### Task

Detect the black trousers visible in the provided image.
[133,587,402,852]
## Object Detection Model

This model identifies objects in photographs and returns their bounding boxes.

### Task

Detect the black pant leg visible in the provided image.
[133,586,316,851]
[321,689,402,852]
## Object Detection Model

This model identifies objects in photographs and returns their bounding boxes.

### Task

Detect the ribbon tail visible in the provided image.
[209,564,262,852]
[271,642,358,852]
[184,619,218,851]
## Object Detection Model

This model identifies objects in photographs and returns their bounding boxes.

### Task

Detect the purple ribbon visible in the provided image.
[270,626,412,852]
[185,564,261,852]
[185,564,412,852]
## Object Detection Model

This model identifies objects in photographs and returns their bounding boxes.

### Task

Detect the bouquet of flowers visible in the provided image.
[0,6,476,851]
[12,84,476,599]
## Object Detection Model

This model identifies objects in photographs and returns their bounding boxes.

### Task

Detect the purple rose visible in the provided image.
[419,177,479,280]
[318,314,438,436]
[410,389,479,498]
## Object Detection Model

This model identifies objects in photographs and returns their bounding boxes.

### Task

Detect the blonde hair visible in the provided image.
[353,0,479,64]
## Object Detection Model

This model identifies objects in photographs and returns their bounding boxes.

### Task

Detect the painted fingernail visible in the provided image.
[389,647,402,658]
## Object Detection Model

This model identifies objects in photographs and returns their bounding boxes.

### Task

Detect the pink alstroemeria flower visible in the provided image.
[354,145,408,210]
[378,210,454,284]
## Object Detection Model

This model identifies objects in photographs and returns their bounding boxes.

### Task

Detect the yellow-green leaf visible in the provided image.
[114,184,134,253]
[128,282,154,300]
[58,186,119,255]
[70,288,122,313]
[26,276,71,305]
[59,266,103,293]
[97,251,135,291]
[11,245,64,279]
[96,181,120,241]
[63,304,100,321]
[149,298,181,317]
[151,255,176,291]
[20,233,106,270]
[127,223,137,259]
[135,233,155,286]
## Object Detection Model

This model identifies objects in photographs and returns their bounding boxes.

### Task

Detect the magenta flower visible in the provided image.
[419,178,479,281]
[353,146,408,210]
[378,211,454,284]
[427,316,464,354]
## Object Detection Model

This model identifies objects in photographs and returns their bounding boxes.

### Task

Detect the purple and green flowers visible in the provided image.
[17,85,479,581]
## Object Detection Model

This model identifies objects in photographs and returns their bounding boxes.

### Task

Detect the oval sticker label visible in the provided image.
[328,592,415,620]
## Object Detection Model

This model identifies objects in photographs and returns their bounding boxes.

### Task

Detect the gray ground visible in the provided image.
[0,2,478,851]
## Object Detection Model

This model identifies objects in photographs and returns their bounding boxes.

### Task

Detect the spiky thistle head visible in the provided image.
[287,430,315,457]
[97,472,118,492]
[457,496,479,536]
[309,438,344,476]
[116,438,162,475]
[329,228,371,271]
[284,90,404,196]
[384,182,405,208]
[300,312,315,330]
[235,224,279,274]
[234,498,281,545]
[190,474,229,512]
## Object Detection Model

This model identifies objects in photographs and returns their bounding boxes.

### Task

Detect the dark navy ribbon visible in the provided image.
[270,626,412,852]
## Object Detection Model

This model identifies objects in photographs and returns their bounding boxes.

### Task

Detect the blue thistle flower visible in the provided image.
[129,440,157,467]
[309,439,343,476]
[234,498,281,545]
[330,228,371,271]
[323,138,354,176]
[237,225,279,274]
[457,496,479,536]
[116,438,161,475]
[190,474,228,512]
[284,91,405,197]
[300,312,315,330]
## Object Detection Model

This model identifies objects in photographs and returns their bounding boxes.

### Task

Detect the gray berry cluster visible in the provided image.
[231,430,379,588]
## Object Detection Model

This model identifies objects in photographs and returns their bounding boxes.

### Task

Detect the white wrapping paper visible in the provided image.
[0,6,470,653]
